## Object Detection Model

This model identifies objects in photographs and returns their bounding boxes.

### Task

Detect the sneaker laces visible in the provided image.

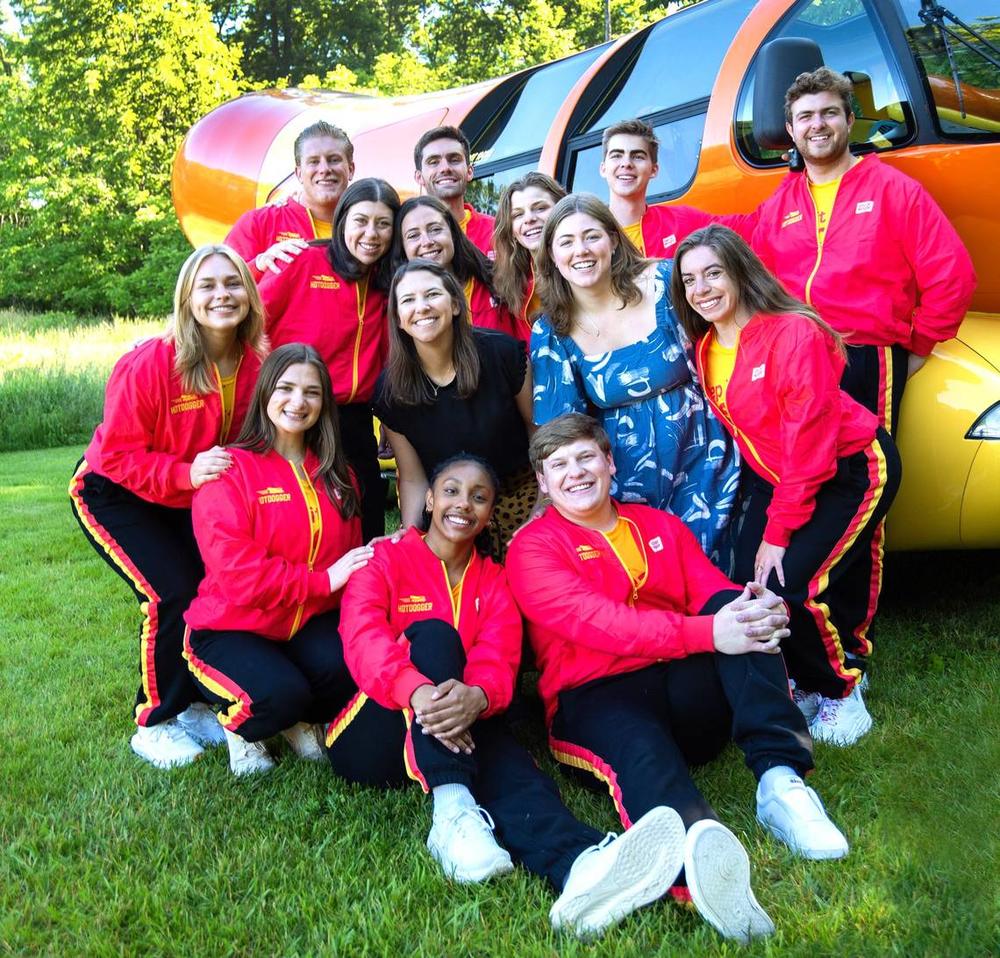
[815,696,844,725]
[448,805,497,840]
[153,721,196,745]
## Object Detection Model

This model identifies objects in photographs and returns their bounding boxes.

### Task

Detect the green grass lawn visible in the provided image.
[2,446,998,956]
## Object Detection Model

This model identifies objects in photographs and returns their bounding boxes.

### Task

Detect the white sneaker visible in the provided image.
[280,722,326,761]
[176,702,226,747]
[684,820,775,944]
[756,776,849,859]
[810,685,873,746]
[550,805,685,938]
[789,679,821,724]
[426,806,514,883]
[130,719,203,769]
[223,726,275,776]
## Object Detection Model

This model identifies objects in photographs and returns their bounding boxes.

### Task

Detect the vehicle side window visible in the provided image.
[899,0,1000,139]
[736,0,912,165]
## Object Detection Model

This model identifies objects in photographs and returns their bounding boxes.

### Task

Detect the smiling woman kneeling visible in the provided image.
[182,344,374,775]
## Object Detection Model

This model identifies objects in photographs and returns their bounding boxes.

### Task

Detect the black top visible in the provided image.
[374,329,530,480]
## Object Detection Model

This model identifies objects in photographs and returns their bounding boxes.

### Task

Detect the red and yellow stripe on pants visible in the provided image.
[68,460,203,726]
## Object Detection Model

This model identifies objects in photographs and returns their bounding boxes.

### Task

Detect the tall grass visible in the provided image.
[0,308,163,452]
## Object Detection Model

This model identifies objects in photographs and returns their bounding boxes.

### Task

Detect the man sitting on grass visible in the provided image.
[507,413,849,944]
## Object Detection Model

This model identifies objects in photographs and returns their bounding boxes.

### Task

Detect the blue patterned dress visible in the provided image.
[530,260,739,566]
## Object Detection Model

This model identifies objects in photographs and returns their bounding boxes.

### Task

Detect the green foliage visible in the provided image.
[0,1,242,314]
[1,444,998,954]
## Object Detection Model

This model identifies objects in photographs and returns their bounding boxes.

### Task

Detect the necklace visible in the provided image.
[575,314,603,338]
[423,366,455,396]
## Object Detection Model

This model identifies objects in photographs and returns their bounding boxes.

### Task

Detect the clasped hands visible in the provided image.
[410,680,487,756]
[713,581,790,655]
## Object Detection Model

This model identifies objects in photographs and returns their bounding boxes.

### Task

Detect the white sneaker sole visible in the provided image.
[550,806,686,937]
[129,733,202,769]
[685,820,775,944]
[426,839,514,884]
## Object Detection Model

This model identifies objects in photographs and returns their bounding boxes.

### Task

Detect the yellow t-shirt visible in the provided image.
[219,371,237,441]
[622,220,645,255]
[602,516,647,603]
[704,333,737,420]
[306,207,332,240]
[809,176,842,245]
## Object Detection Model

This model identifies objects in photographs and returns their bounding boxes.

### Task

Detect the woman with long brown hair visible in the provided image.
[374,260,535,558]
[258,177,401,542]
[531,193,738,567]
[492,172,567,340]
[183,343,374,775]
[70,244,267,769]
[672,224,901,746]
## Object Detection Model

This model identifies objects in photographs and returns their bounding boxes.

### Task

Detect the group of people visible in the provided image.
[70,66,976,942]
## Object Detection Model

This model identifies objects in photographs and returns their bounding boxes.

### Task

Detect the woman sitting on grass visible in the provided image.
[182,343,375,775]
[328,454,688,938]
[69,244,267,770]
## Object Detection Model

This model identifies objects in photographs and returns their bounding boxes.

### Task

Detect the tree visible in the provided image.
[0,1,242,313]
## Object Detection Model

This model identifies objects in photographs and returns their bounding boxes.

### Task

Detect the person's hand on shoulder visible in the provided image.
[326,544,375,592]
[254,238,309,276]
[190,445,232,488]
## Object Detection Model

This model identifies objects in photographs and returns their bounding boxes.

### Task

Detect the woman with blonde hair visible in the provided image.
[492,172,567,339]
[70,244,268,769]
[531,193,738,566]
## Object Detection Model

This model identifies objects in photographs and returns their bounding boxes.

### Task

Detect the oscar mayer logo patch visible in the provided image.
[661,234,677,249]
[170,393,206,414]
[781,210,803,228]
[310,274,341,290]
[398,594,433,613]
[576,543,601,562]
[855,200,874,215]
[257,486,292,504]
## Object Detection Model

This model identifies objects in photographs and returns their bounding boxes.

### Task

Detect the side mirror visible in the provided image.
[752,37,824,152]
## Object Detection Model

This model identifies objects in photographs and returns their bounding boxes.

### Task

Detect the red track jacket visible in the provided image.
[226,197,325,282]
[83,338,260,509]
[506,503,733,725]
[185,448,361,640]
[637,204,756,259]
[463,204,496,258]
[340,528,521,716]
[257,245,388,404]
[695,313,878,547]
[750,155,976,355]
